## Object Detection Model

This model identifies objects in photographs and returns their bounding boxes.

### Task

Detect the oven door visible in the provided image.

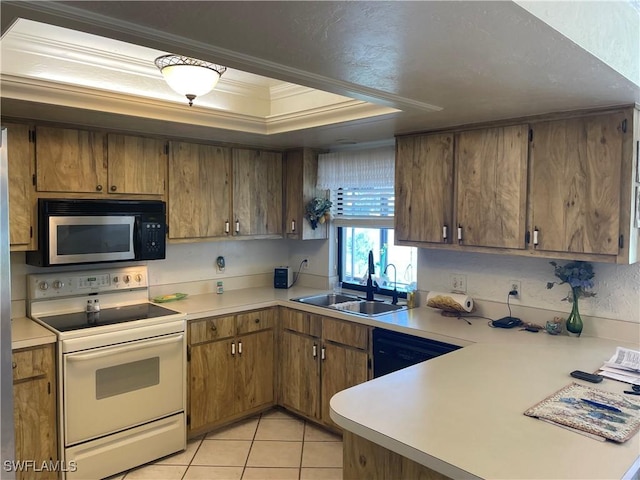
[49,215,135,265]
[63,331,184,446]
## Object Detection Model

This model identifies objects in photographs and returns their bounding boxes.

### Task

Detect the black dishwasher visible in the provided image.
[372,328,461,378]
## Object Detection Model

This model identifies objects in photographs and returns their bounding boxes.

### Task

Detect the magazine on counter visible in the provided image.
[597,347,640,384]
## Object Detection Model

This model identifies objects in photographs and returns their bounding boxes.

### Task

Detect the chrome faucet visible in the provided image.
[384,263,399,305]
[366,250,377,301]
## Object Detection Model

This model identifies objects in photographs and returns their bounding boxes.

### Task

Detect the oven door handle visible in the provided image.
[66,333,184,361]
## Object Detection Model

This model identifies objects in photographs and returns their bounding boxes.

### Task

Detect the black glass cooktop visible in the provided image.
[38,303,180,332]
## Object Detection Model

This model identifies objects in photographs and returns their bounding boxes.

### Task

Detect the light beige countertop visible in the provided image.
[11,316,57,350]
[331,339,640,480]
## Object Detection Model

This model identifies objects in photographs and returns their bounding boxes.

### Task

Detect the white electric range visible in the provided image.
[28,266,186,480]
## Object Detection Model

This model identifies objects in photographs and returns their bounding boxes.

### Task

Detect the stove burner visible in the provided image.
[38,303,180,332]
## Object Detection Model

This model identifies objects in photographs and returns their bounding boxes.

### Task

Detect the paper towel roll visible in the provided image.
[425,291,474,313]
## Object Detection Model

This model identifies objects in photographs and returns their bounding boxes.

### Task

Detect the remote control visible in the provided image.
[570,370,603,383]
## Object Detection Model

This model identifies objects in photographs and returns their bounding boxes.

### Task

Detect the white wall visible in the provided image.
[418,249,640,323]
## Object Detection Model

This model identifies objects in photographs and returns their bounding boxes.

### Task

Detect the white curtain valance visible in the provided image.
[317,146,395,189]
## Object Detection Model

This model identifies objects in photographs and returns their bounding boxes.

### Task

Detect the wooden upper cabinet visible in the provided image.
[456,124,529,249]
[5,123,36,250]
[107,134,167,195]
[530,113,624,255]
[284,148,328,240]
[168,141,231,239]
[35,126,107,193]
[232,148,283,237]
[395,133,454,244]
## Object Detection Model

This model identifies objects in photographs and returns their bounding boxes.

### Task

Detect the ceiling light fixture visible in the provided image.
[154,54,227,106]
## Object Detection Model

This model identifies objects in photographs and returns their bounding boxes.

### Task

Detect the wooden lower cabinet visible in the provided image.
[280,330,320,418]
[343,431,452,480]
[12,344,58,480]
[320,342,368,428]
[279,309,372,430]
[187,311,275,435]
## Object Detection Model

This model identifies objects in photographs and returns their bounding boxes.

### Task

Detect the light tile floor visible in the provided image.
[106,409,343,480]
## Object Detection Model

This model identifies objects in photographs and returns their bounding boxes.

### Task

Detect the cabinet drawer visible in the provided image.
[12,346,50,382]
[281,309,322,338]
[322,317,369,350]
[189,316,235,344]
[237,308,274,335]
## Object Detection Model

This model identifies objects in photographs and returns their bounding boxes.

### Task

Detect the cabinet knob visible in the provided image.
[12,362,16,369]
[96,184,103,191]
[210,324,217,331]
[254,318,260,324]
[110,185,117,192]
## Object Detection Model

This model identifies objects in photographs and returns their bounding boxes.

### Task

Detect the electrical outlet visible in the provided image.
[215,256,225,274]
[302,258,310,269]
[509,280,521,297]
[450,273,467,293]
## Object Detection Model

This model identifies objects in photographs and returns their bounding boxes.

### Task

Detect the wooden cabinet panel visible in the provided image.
[12,344,57,480]
[280,330,320,419]
[344,432,452,480]
[456,125,528,249]
[232,149,283,236]
[236,308,275,335]
[530,114,624,255]
[284,148,328,240]
[281,309,322,338]
[35,126,106,193]
[189,339,235,430]
[236,330,274,412]
[322,317,368,350]
[107,134,167,195]
[169,142,231,239]
[395,134,454,244]
[189,316,235,344]
[5,123,36,250]
[320,343,368,428]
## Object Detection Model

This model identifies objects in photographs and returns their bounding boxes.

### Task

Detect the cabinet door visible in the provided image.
[107,134,167,195]
[236,330,274,413]
[5,123,36,250]
[189,340,235,431]
[169,142,231,239]
[35,126,107,193]
[320,343,368,428]
[284,148,327,240]
[456,125,528,249]
[12,345,57,480]
[530,114,624,255]
[232,149,283,236]
[395,134,454,243]
[280,330,320,419]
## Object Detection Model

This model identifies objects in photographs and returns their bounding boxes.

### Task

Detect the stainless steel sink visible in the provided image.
[338,300,406,316]
[292,294,406,317]
[292,293,360,307]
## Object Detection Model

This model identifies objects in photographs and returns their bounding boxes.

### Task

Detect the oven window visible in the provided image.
[57,224,131,254]
[95,357,160,400]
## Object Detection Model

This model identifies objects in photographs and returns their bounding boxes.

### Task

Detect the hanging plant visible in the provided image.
[305,197,332,230]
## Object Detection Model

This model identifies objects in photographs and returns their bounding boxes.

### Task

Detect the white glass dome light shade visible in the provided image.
[155,55,227,106]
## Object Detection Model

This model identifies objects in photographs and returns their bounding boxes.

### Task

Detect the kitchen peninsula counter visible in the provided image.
[331,340,640,480]
[11,316,56,350]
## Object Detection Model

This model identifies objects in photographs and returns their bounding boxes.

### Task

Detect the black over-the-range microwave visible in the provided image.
[26,199,167,267]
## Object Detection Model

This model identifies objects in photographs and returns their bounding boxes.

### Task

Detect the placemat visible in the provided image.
[524,382,640,442]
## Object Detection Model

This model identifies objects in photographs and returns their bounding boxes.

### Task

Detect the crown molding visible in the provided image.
[1,75,400,135]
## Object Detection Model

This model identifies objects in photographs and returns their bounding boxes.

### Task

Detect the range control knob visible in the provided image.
[39,281,49,291]
[135,274,143,282]
[52,280,65,289]
[123,275,131,284]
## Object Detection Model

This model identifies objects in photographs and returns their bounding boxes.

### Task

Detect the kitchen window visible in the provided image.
[317,147,417,298]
